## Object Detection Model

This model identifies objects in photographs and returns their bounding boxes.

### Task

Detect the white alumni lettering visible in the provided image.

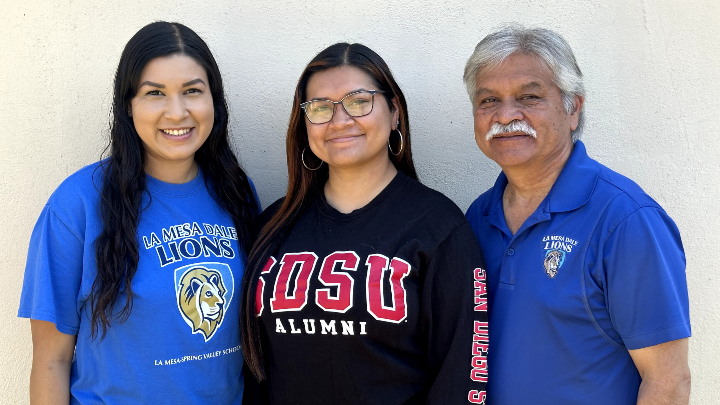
[321,319,337,335]
[274,319,368,336]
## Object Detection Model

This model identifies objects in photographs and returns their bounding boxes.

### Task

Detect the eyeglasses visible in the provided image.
[300,90,384,124]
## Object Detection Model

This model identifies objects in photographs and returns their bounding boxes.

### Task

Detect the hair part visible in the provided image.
[240,43,417,381]
[463,24,586,141]
[91,21,257,339]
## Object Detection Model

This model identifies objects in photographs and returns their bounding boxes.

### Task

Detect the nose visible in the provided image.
[493,98,524,124]
[328,102,354,129]
[165,94,189,120]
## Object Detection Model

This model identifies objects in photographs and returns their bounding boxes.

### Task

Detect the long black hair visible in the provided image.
[240,43,417,380]
[90,21,257,339]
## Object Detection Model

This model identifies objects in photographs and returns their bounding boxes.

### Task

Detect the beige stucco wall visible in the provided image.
[2,0,718,403]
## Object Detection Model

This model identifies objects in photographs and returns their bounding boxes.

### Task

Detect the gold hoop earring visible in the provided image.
[302,146,324,170]
[388,129,403,156]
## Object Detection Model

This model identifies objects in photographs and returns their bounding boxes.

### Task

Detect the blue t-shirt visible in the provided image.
[465,141,690,404]
[19,162,253,404]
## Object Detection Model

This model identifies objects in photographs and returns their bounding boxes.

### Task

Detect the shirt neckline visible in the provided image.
[483,140,599,235]
[317,170,408,221]
[145,168,205,197]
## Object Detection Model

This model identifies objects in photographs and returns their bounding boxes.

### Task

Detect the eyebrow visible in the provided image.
[139,80,164,88]
[138,78,206,88]
[308,88,368,102]
[474,87,493,98]
[474,82,545,98]
[182,78,206,87]
[519,82,544,91]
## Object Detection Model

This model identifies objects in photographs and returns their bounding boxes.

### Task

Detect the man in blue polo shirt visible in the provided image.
[463,26,691,404]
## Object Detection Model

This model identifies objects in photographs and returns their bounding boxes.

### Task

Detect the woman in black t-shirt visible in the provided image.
[240,43,489,405]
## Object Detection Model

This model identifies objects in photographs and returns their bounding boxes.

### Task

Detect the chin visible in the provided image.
[489,149,536,169]
[327,159,362,169]
[325,152,363,166]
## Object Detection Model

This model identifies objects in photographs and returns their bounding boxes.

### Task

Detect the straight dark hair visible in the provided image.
[90,21,257,339]
[240,43,418,380]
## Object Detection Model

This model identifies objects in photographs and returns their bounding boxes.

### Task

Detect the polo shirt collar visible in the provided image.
[482,140,599,231]
[483,173,509,234]
[546,140,598,213]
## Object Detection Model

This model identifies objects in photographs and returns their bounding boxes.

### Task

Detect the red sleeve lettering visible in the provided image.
[468,390,487,404]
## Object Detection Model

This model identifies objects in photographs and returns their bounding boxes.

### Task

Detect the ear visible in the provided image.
[569,95,584,131]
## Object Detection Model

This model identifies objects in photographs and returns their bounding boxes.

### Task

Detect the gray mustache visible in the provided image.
[485,121,538,141]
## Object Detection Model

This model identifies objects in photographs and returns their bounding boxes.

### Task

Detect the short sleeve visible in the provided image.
[604,207,691,350]
[18,205,85,335]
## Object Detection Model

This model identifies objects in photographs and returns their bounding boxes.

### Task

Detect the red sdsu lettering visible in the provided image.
[366,255,411,323]
[271,253,318,312]
[316,251,359,313]
[260,251,412,321]
[255,257,277,316]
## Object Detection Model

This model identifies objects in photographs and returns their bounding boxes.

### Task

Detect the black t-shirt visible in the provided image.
[255,172,489,404]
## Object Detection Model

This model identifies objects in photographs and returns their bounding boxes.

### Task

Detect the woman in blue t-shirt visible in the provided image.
[19,21,257,403]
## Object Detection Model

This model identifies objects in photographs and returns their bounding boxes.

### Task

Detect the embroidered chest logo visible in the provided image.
[541,235,578,278]
[174,263,235,341]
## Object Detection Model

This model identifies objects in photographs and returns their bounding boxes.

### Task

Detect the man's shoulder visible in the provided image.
[593,161,663,212]
[581,159,682,248]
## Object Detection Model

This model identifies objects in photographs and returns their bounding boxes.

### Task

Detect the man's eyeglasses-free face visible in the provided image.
[300,90,385,124]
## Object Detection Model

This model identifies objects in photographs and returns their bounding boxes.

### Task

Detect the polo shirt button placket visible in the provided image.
[507,248,515,256]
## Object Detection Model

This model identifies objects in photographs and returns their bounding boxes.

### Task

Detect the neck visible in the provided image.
[501,145,573,234]
[324,157,397,214]
[144,157,199,184]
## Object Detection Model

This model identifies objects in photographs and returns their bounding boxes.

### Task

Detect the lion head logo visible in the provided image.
[543,249,565,279]
[177,267,227,341]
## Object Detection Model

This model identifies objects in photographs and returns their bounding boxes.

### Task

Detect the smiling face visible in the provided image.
[130,54,214,181]
[304,66,399,172]
[472,53,581,172]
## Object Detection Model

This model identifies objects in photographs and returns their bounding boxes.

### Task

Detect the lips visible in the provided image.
[327,134,363,143]
[493,132,530,138]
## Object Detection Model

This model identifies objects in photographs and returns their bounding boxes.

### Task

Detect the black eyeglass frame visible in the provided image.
[299,90,386,124]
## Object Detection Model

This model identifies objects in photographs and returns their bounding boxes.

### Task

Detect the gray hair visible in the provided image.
[463,25,586,141]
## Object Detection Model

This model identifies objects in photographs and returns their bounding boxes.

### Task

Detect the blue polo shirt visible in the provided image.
[465,141,690,404]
